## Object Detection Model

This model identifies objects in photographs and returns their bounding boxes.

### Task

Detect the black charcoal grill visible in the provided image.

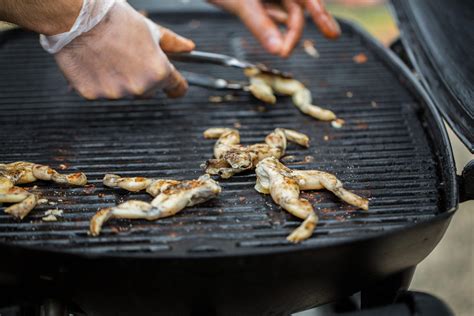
[0,0,472,315]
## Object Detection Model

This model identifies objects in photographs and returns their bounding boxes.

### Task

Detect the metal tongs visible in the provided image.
[168,50,292,91]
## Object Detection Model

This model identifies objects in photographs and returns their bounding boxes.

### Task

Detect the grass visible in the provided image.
[327,3,399,45]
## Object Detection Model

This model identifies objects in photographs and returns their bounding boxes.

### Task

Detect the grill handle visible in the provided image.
[459,160,474,203]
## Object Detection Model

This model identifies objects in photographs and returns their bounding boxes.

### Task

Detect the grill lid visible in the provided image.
[391,0,474,152]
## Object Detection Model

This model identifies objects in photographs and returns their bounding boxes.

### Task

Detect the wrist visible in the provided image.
[0,0,84,36]
[40,0,117,54]
[37,0,84,35]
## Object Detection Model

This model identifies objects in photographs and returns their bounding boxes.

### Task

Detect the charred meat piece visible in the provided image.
[90,174,221,236]
[255,157,368,243]
[202,127,309,178]
[0,162,87,219]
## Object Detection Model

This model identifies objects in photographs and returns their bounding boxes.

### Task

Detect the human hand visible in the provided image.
[49,1,195,100]
[209,0,340,57]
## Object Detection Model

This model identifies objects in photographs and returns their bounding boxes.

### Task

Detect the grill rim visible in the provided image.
[0,18,457,260]
[0,211,455,259]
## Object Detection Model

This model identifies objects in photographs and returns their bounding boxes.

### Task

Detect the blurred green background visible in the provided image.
[328,0,398,45]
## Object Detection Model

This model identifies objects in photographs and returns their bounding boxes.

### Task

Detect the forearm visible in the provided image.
[0,0,83,35]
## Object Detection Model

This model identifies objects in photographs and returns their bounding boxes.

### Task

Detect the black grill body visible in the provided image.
[0,13,456,315]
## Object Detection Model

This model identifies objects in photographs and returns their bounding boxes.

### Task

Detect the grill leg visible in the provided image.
[361,266,416,309]
[41,298,66,316]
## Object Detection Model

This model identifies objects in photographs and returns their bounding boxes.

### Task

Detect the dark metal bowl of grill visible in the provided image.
[0,11,460,315]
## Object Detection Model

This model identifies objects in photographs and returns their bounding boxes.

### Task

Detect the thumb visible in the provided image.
[159,26,196,53]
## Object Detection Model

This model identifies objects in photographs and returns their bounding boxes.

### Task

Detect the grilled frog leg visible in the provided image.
[4,193,37,219]
[293,170,369,211]
[255,157,368,243]
[90,200,152,236]
[255,157,318,243]
[203,127,309,178]
[0,162,87,219]
[103,173,181,197]
[203,128,242,160]
[292,88,336,121]
[90,175,222,236]
[104,174,153,192]
[31,164,87,185]
[244,70,337,121]
[248,75,276,104]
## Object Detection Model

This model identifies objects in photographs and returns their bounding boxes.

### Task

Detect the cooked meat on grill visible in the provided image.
[203,127,309,178]
[291,87,337,121]
[244,69,337,122]
[255,157,369,243]
[248,75,277,104]
[103,173,182,195]
[0,162,87,219]
[90,174,221,236]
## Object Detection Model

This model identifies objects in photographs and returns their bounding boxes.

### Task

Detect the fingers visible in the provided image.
[136,58,188,99]
[304,0,341,39]
[159,26,195,53]
[77,30,190,99]
[263,2,288,24]
[55,0,192,101]
[237,0,283,55]
[280,0,305,58]
[154,24,191,97]
[161,65,188,98]
[75,59,188,100]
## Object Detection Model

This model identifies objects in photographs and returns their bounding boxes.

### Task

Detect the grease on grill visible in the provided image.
[188,19,201,29]
[83,184,96,194]
[355,120,369,130]
[353,53,368,64]
[303,39,319,58]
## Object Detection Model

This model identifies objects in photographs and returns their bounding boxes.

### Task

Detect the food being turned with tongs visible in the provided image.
[90,174,221,236]
[169,50,337,122]
[244,67,337,122]
[255,157,369,243]
[0,162,87,219]
[202,127,309,178]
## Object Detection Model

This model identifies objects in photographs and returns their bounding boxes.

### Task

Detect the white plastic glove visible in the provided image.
[40,0,195,99]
